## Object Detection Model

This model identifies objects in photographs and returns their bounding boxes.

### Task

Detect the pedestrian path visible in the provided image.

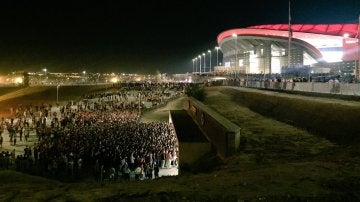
[0,129,38,156]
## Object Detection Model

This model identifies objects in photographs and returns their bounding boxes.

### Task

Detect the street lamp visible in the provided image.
[198,55,202,74]
[82,70,87,83]
[56,85,60,104]
[208,50,212,73]
[215,46,220,66]
[194,57,198,73]
[202,53,206,73]
[192,59,195,73]
[42,68,48,85]
[232,33,238,78]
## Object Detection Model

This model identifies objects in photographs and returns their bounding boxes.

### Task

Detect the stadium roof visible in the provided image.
[218,24,359,44]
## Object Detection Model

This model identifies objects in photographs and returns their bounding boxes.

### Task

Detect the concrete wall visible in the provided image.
[184,97,241,158]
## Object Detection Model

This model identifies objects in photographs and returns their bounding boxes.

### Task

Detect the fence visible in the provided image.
[220,80,360,96]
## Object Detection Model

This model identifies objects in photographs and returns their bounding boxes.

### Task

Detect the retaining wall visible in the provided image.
[184,97,241,158]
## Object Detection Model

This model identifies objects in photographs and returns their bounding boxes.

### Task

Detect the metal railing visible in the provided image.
[219,80,360,96]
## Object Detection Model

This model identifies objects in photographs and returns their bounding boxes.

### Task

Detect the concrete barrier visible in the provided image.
[169,110,211,167]
[184,97,241,158]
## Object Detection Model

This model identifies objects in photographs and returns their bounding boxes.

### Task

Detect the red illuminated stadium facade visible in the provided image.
[216,24,359,78]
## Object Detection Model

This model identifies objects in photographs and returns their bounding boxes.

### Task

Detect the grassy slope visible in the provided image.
[202,87,360,200]
[0,86,359,201]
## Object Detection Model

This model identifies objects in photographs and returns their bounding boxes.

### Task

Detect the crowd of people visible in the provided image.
[0,82,185,181]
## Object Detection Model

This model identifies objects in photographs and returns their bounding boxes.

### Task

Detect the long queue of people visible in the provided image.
[0,82,184,181]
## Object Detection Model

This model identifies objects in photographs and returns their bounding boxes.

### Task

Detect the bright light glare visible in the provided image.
[321,51,342,62]
[15,77,23,84]
[110,77,118,83]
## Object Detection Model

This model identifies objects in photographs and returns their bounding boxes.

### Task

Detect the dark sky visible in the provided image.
[0,0,358,74]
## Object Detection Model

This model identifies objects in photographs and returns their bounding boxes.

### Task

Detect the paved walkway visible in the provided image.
[0,128,37,156]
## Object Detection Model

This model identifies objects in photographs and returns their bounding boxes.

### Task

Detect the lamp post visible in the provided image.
[198,55,202,74]
[208,50,212,73]
[232,33,238,78]
[215,46,220,66]
[202,53,206,73]
[82,70,87,83]
[194,58,197,73]
[192,59,195,73]
[56,85,60,104]
[42,68,47,85]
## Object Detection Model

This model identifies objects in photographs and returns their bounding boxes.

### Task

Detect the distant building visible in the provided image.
[217,24,359,77]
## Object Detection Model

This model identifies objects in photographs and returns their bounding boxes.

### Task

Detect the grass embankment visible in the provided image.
[0,86,359,201]
[220,86,360,145]
[203,87,360,200]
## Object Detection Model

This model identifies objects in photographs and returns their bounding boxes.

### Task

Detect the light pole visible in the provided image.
[82,70,87,83]
[232,33,238,78]
[202,53,206,73]
[208,50,212,73]
[194,58,197,73]
[192,59,195,73]
[198,55,202,74]
[43,68,47,85]
[215,46,220,66]
[56,85,60,104]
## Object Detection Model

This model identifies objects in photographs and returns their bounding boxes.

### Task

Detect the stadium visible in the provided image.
[216,24,359,78]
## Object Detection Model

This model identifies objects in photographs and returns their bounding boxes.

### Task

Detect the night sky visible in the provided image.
[0,0,358,74]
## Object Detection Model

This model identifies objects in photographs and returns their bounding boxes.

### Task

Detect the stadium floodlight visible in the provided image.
[193,58,196,73]
[198,55,202,73]
[208,50,212,72]
[194,57,198,73]
[215,46,220,67]
[202,53,206,73]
